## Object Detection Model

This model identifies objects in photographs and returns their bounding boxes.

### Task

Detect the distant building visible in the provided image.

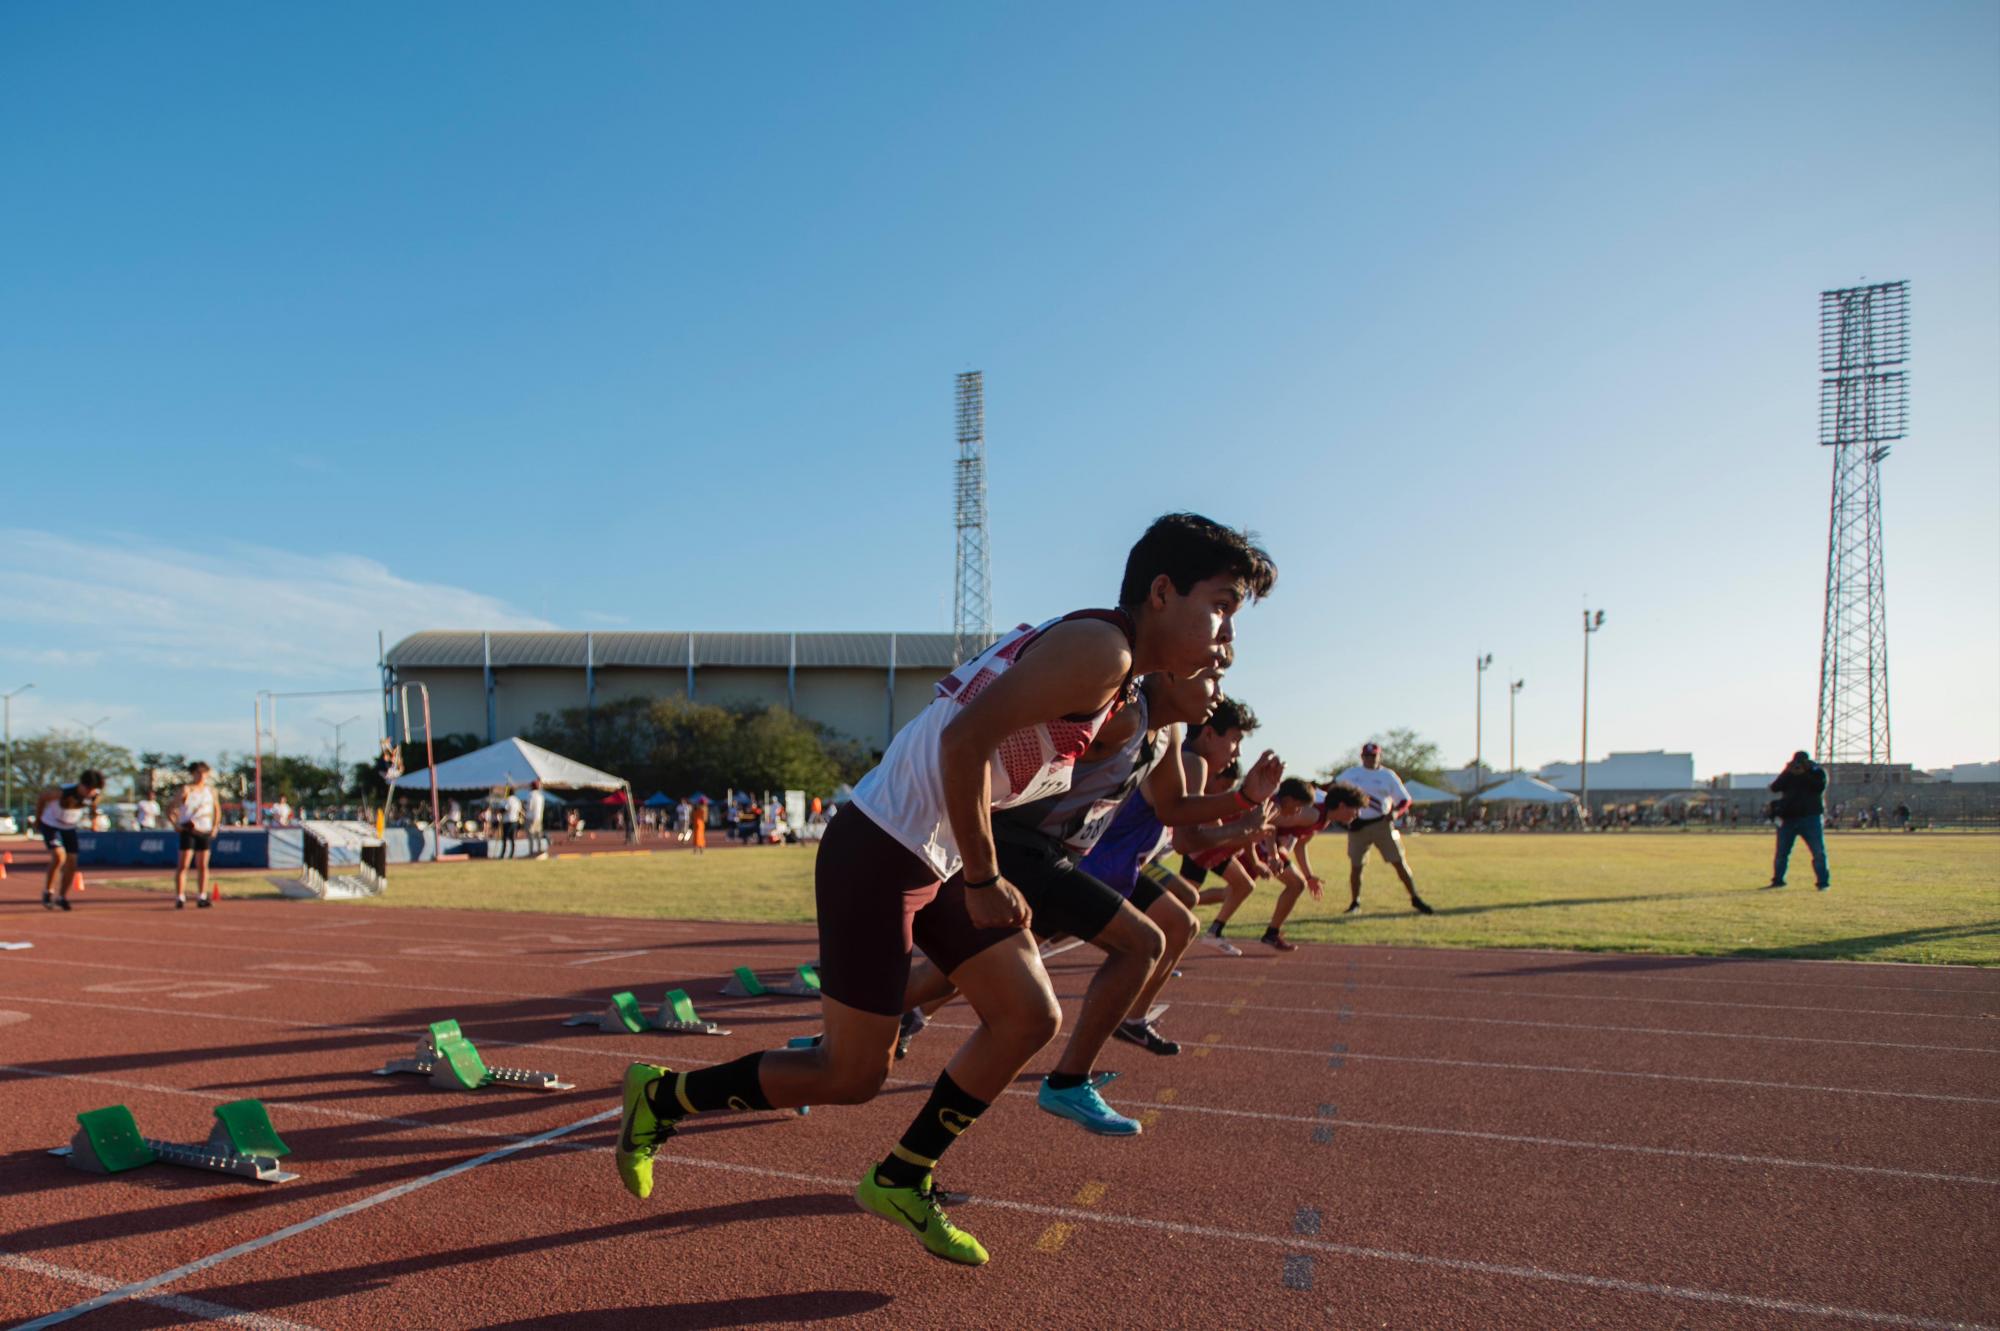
[1439,762,1503,795]
[1935,760,2000,783]
[384,630,976,755]
[1538,750,1695,792]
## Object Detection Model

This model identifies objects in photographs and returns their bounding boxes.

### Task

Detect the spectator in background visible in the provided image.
[500,786,523,859]
[524,780,547,856]
[1768,750,1831,890]
[136,790,162,830]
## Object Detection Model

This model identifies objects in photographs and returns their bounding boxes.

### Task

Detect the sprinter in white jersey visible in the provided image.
[36,769,104,911]
[611,513,1277,1266]
[1335,741,1433,914]
[172,761,221,909]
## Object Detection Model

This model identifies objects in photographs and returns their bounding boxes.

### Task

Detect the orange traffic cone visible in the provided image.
[0,859,8,881]
[71,870,86,894]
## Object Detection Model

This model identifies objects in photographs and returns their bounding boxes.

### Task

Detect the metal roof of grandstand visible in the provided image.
[385,630,979,671]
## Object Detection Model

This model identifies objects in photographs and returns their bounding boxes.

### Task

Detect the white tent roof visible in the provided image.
[394,737,628,793]
[1472,774,1578,804]
[1401,779,1460,805]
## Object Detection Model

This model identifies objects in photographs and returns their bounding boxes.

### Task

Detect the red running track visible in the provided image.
[0,888,1995,1330]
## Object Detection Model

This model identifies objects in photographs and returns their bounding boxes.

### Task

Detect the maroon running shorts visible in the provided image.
[814,806,1021,1017]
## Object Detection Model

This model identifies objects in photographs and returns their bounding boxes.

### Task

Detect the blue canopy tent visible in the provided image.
[642,791,676,808]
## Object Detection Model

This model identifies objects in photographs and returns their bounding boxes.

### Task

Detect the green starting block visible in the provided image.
[721,964,820,998]
[374,1019,574,1092]
[562,988,730,1036]
[53,1100,297,1184]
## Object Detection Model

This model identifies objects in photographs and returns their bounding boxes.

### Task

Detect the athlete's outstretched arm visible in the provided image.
[939,618,1131,930]
[1146,741,1285,828]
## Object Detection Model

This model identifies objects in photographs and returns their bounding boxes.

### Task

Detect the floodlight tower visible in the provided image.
[1815,282,1907,764]
[953,371,993,662]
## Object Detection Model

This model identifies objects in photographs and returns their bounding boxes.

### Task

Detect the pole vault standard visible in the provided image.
[396,683,442,860]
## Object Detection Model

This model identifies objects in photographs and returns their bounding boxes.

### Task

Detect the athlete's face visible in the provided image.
[1149,573,1247,675]
[1326,803,1361,827]
[1195,725,1245,769]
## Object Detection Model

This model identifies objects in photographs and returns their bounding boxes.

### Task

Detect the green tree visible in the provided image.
[4,729,136,803]
[221,753,346,806]
[1320,727,1446,791]
[524,697,853,799]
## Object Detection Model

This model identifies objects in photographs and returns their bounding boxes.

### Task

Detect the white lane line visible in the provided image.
[3,952,802,1012]
[568,950,650,967]
[4,1063,447,1134]
[1048,992,2000,1054]
[1193,948,2000,998]
[21,923,813,975]
[932,1019,2000,1104]
[1169,970,2000,1024]
[0,1252,327,1331]
[642,1154,1997,1331]
[10,1107,619,1331]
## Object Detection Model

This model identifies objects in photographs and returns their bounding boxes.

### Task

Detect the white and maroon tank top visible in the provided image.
[850,609,1135,877]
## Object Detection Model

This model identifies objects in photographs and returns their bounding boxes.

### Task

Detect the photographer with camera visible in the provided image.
[1768,750,1831,890]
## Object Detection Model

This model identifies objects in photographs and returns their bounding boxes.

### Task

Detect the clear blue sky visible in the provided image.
[2,0,1995,778]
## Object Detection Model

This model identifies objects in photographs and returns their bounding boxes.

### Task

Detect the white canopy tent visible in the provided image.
[1401,779,1461,805]
[394,738,635,842]
[1471,774,1578,805]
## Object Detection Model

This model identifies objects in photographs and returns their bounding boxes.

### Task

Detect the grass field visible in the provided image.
[105,830,2000,965]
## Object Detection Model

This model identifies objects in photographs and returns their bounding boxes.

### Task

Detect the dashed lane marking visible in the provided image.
[1073,1181,1107,1206]
[0,1010,26,1027]
[651,1154,1998,1331]
[0,1252,327,1331]
[568,950,651,967]
[1156,1088,1177,1103]
[1034,1223,1074,1253]
[11,1107,620,1331]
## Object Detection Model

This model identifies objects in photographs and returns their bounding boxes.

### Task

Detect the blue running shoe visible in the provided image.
[1037,1077,1142,1136]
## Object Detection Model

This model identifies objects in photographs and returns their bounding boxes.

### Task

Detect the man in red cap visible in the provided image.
[1333,742,1432,915]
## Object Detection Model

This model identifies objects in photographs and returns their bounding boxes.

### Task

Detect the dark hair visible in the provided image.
[79,769,106,789]
[188,761,211,777]
[1319,780,1367,810]
[1118,513,1276,609]
[1277,777,1315,803]
[1792,750,1811,763]
[1194,694,1259,738]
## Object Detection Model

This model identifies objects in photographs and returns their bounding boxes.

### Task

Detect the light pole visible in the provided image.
[1474,653,1493,793]
[1581,609,1606,819]
[318,715,363,797]
[4,683,33,818]
[1509,678,1525,774]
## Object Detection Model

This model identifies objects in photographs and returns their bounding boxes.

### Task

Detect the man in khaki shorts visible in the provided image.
[1335,742,1433,915]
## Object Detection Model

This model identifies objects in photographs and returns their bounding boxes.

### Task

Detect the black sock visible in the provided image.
[1207,920,1224,936]
[875,1071,988,1188]
[656,1052,772,1116]
[1044,1071,1087,1091]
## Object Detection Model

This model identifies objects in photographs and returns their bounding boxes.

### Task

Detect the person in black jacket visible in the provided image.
[1768,751,1830,889]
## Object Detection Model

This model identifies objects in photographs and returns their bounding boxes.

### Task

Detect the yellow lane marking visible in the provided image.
[1157,1087,1178,1103]
[1072,1181,1107,1206]
[1035,1222,1074,1253]
[1137,1110,1160,1128]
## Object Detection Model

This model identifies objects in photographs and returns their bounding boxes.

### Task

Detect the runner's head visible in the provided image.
[1317,779,1367,828]
[1360,741,1382,769]
[1119,514,1275,676]
[187,761,210,783]
[1274,777,1316,815]
[78,769,105,797]
[1188,695,1258,769]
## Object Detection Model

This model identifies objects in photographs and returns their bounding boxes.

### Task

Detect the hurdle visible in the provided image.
[720,964,821,998]
[374,1020,574,1091]
[562,988,730,1036]
[282,827,388,901]
[53,1100,298,1184]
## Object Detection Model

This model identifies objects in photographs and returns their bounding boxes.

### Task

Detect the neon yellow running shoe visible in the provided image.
[615,1062,677,1199]
[856,1168,989,1265]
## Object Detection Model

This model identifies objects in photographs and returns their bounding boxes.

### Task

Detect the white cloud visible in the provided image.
[0,529,553,681]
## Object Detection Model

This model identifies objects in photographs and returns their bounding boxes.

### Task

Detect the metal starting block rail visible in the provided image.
[374,1019,574,1092]
[53,1100,298,1184]
[721,964,821,998]
[562,988,730,1036]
